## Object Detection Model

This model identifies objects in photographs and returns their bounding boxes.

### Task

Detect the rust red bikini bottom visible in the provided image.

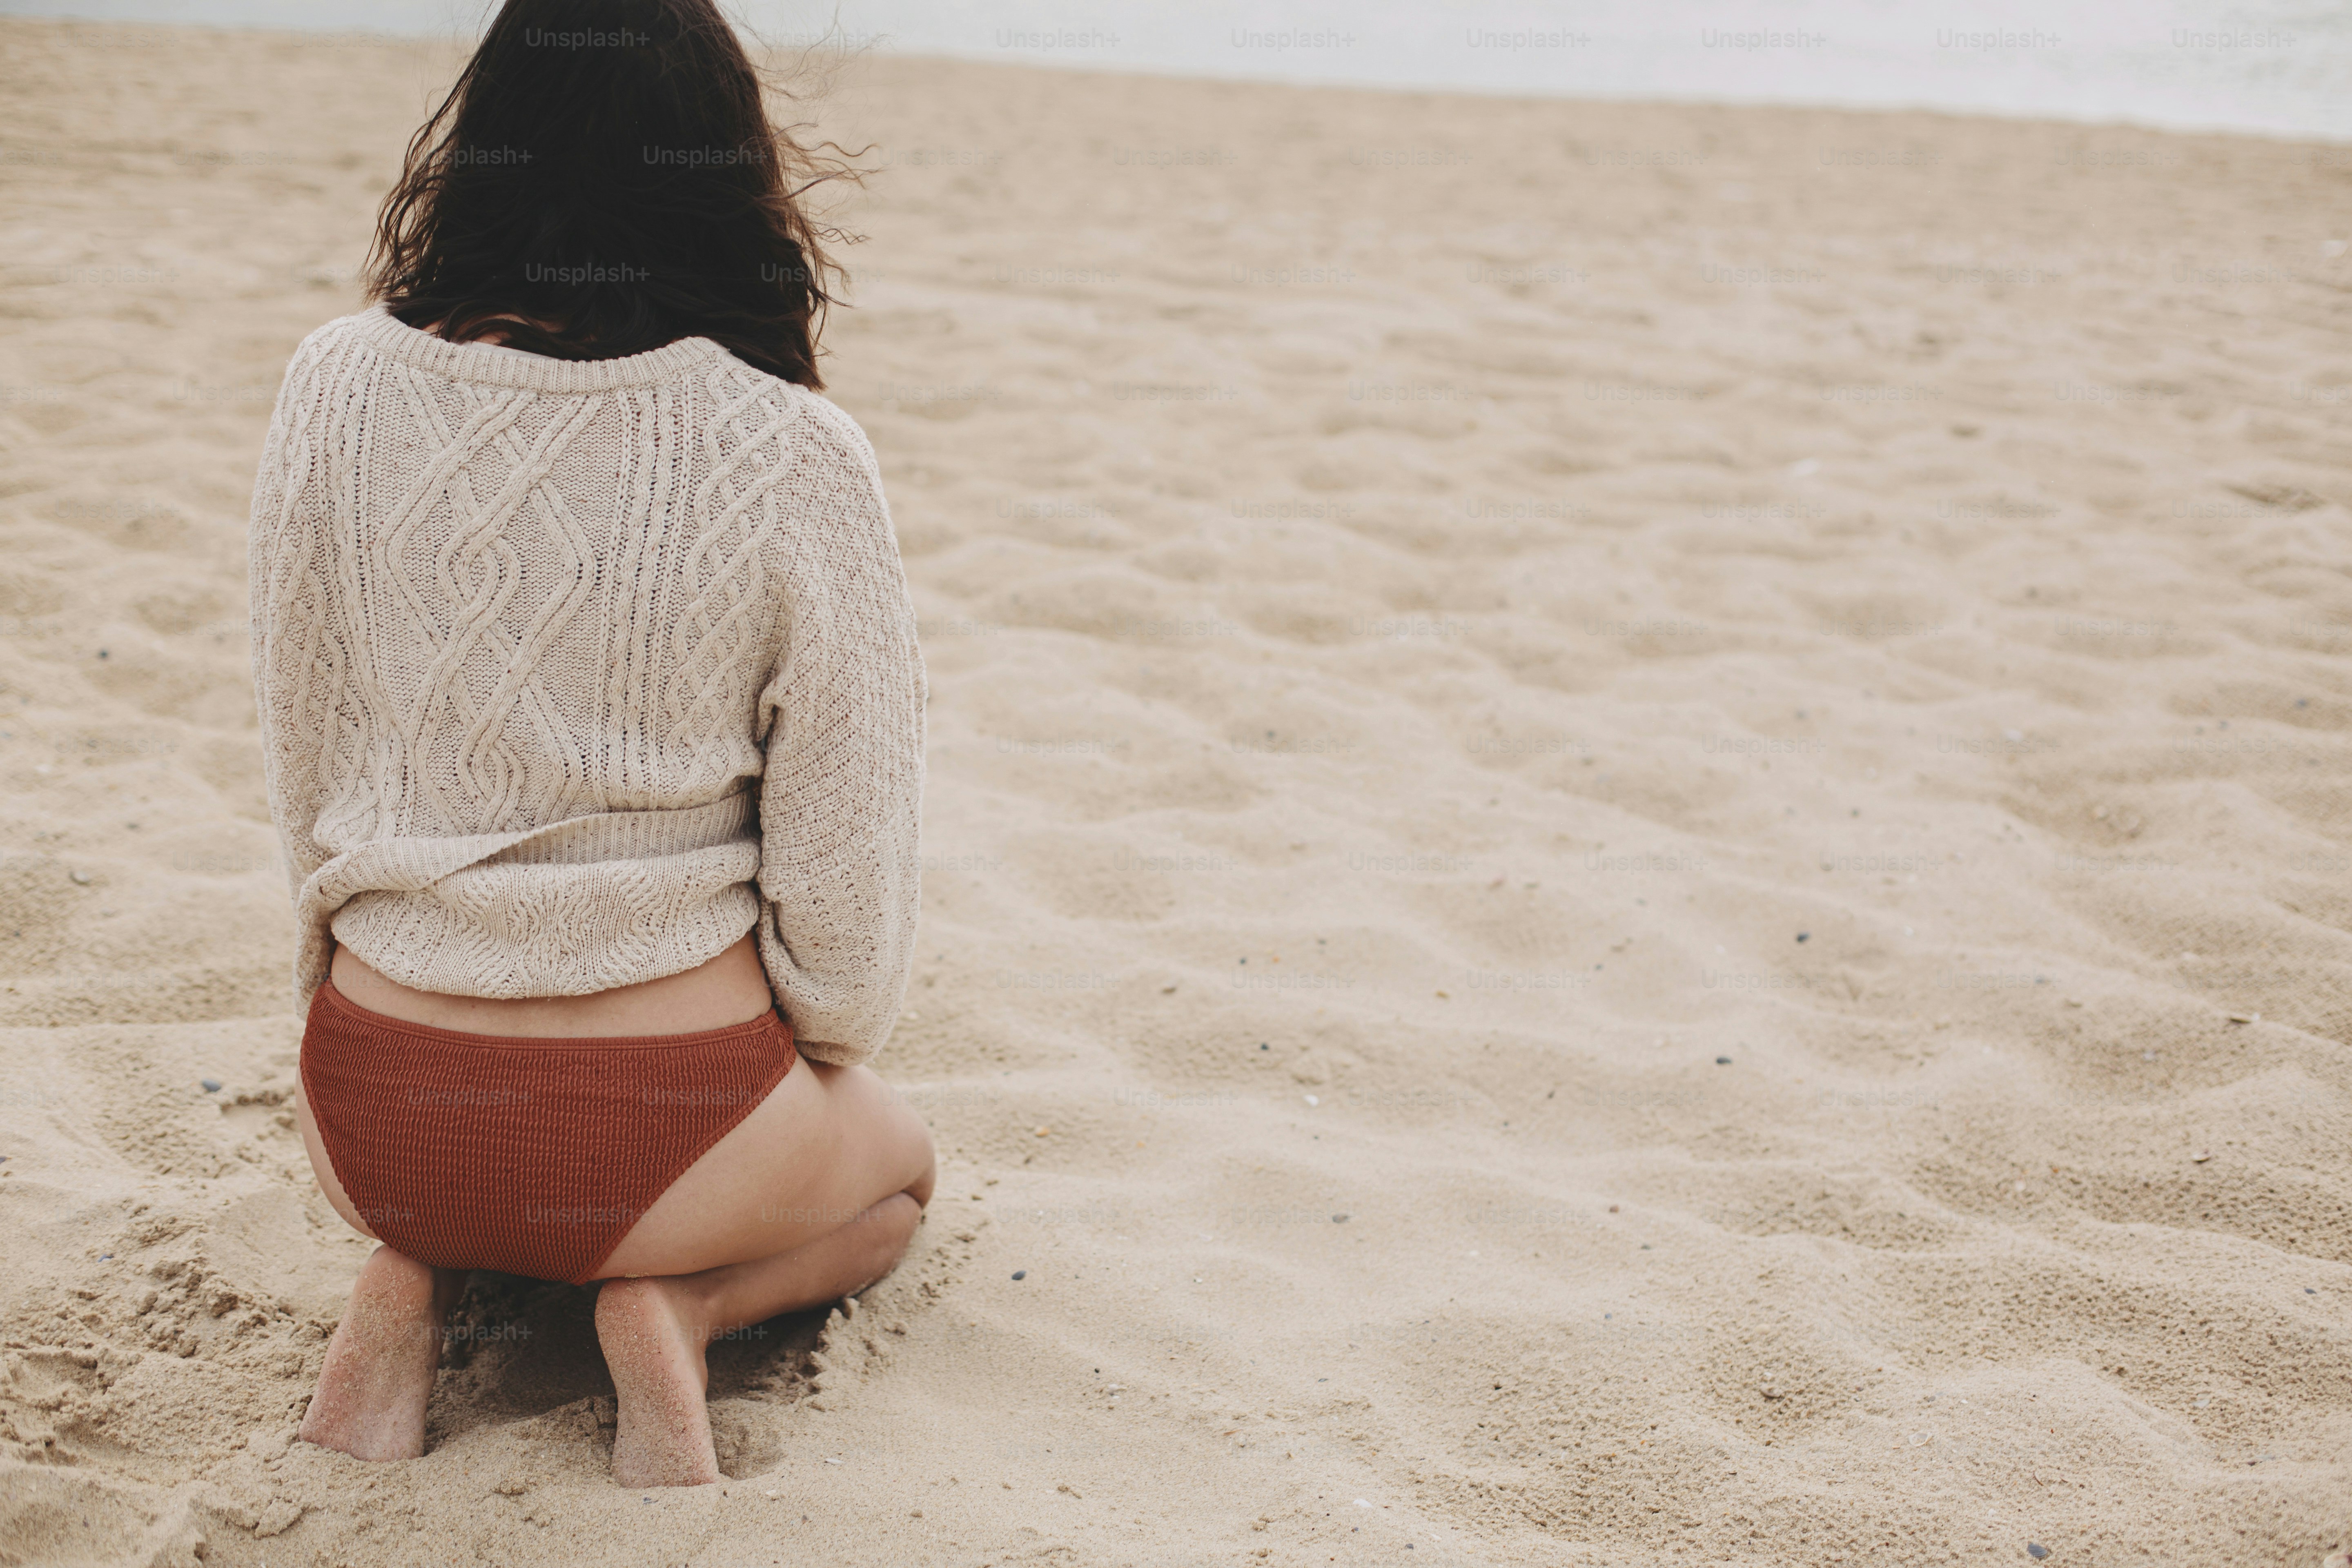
[298,979,797,1285]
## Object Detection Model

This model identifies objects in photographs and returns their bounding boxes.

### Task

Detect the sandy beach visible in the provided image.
[1,16,2348,1566]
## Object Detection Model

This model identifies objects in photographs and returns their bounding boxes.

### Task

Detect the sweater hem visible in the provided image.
[326,889,762,1004]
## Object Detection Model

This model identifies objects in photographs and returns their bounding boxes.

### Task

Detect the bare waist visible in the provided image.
[329,934,775,1040]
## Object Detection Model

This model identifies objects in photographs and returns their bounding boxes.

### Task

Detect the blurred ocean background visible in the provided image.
[2,0,2345,139]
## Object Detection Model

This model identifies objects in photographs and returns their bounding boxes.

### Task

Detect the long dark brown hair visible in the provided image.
[366,0,857,387]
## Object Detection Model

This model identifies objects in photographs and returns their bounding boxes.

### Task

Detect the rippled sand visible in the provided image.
[1,18,2347,1566]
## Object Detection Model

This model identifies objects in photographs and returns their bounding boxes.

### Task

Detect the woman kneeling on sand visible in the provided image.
[248,0,933,1486]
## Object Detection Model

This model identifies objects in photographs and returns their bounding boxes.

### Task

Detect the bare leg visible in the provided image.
[588,1054,934,1486]
[598,1194,924,1486]
[298,1245,466,1461]
[293,940,938,1483]
[299,1009,934,1485]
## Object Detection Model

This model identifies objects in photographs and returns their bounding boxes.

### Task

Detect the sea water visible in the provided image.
[2,0,2344,140]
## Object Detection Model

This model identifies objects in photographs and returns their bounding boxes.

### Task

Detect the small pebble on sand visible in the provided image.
[1795,931,1810,942]
[200,1079,221,1093]
[1715,1056,1732,1065]
[1011,1270,1027,1281]
[2027,1546,2049,1561]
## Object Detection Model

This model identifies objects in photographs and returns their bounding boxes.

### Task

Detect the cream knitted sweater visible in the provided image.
[248,306,924,1066]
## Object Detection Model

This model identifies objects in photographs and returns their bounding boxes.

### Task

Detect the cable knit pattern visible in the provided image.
[248,306,924,1065]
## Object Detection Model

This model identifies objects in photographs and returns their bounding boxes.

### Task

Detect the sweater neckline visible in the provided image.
[352,303,728,392]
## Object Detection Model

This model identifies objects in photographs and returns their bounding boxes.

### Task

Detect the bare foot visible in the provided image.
[298,1245,464,1461]
[593,1193,927,1488]
[596,1276,722,1488]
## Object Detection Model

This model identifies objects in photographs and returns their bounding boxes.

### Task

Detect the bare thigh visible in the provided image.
[297,1092,381,1241]
[597,1058,934,1278]
[296,1059,934,1277]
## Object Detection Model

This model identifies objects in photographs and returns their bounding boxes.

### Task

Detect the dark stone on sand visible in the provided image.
[1715,1056,1733,1065]
[2027,1546,2049,1561]
[1011,1270,1027,1281]
[1795,932,1809,943]
[200,1079,221,1093]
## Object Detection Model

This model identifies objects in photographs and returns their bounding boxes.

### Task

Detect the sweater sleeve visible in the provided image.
[247,324,346,996]
[751,397,926,1066]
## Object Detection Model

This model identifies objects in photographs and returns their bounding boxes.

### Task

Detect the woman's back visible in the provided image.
[251,304,924,1062]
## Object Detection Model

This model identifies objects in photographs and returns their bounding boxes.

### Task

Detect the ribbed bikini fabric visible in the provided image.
[299,980,797,1284]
